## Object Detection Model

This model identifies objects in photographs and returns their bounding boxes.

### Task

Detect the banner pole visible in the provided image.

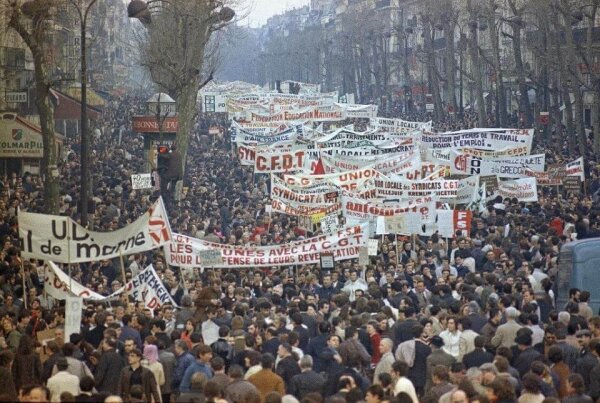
[394,233,399,268]
[119,252,128,300]
[20,258,28,309]
[67,221,72,293]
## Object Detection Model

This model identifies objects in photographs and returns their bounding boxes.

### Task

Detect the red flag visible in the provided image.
[312,157,325,175]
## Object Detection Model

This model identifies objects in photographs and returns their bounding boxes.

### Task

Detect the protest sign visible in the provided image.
[320,252,336,269]
[563,176,582,193]
[480,175,499,193]
[320,214,339,234]
[165,225,368,268]
[496,178,538,202]
[284,167,381,191]
[19,197,172,263]
[65,296,83,340]
[254,148,306,173]
[566,157,585,180]
[372,178,458,199]
[358,247,369,266]
[368,239,379,256]
[369,117,431,134]
[271,198,341,217]
[131,173,153,190]
[199,249,224,267]
[385,215,407,234]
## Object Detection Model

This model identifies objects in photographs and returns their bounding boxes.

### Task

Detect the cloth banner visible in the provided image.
[271,198,342,217]
[369,117,432,134]
[420,128,534,152]
[46,261,106,300]
[19,197,172,263]
[254,148,306,173]
[165,225,368,268]
[496,178,538,202]
[372,178,458,199]
[120,265,178,309]
[283,167,381,191]
[451,154,545,178]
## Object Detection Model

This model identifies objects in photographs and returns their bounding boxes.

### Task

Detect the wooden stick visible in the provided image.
[20,258,28,309]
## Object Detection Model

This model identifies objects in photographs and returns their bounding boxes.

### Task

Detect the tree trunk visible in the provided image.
[468,26,486,126]
[423,21,443,120]
[487,0,507,126]
[174,76,200,180]
[444,23,458,114]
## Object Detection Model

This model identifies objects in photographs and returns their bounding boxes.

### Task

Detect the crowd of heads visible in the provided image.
[0,92,599,402]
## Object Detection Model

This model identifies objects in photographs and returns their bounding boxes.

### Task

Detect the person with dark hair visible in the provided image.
[51,342,93,380]
[306,321,331,373]
[175,372,207,403]
[425,335,455,391]
[247,353,285,400]
[41,340,63,384]
[157,338,176,403]
[424,365,454,401]
[150,319,172,349]
[94,337,125,395]
[224,364,259,403]
[338,327,371,369]
[75,375,100,402]
[562,373,593,403]
[485,377,516,402]
[180,345,214,392]
[0,351,17,401]
[391,360,418,402]
[513,333,542,377]
[392,306,418,346]
[119,314,142,350]
[519,373,544,402]
[210,325,234,369]
[547,345,569,398]
[117,348,160,402]
[463,336,494,369]
[12,334,41,390]
[18,384,50,402]
[47,357,79,401]
[276,342,300,392]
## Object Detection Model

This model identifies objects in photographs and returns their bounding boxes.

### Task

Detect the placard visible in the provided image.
[385,215,407,234]
[358,247,369,266]
[563,176,581,193]
[320,214,339,234]
[480,175,499,193]
[65,296,83,340]
[199,249,224,267]
[368,239,379,256]
[320,252,335,269]
[131,173,153,190]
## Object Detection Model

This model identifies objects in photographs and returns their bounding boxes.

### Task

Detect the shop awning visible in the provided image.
[0,112,63,158]
[50,88,103,120]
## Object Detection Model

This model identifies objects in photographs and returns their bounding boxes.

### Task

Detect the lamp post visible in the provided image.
[75,0,99,228]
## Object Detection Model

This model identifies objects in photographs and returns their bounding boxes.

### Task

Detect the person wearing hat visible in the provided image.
[425,335,455,391]
[513,332,543,377]
[47,357,80,402]
[117,348,160,402]
[490,306,522,349]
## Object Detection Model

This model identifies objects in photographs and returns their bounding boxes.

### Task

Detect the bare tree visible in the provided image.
[6,0,61,213]
[134,0,236,181]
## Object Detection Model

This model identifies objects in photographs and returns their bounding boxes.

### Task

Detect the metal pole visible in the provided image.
[80,9,89,227]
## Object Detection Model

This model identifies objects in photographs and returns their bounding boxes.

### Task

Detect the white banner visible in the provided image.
[46,261,106,300]
[372,178,459,199]
[122,265,178,309]
[65,296,83,340]
[369,117,432,134]
[496,178,538,202]
[341,192,436,221]
[451,154,545,178]
[271,198,342,217]
[283,167,381,191]
[19,198,172,263]
[566,157,584,180]
[254,148,306,173]
[165,225,368,268]
[420,128,534,152]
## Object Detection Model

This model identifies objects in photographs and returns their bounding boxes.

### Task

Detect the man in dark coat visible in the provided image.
[463,336,494,369]
[289,355,325,399]
[194,279,221,322]
[117,348,160,402]
[261,327,280,357]
[425,336,456,391]
[95,337,125,395]
[513,333,543,378]
[392,306,419,347]
[275,343,301,392]
[306,321,331,373]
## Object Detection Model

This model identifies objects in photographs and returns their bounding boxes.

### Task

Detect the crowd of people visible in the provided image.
[0,91,600,403]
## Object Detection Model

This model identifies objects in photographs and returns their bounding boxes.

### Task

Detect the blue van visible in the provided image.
[557,238,600,314]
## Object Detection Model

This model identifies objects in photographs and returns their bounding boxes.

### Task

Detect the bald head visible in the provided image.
[450,389,468,403]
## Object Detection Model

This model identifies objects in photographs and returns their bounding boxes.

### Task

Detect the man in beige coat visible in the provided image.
[490,307,522,349]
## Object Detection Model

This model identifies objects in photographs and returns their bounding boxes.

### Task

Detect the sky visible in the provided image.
[240,0,311,28]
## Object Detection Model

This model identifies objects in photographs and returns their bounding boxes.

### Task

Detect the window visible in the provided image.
[1,47,26,69]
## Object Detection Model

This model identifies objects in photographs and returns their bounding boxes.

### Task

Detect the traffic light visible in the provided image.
[157,145,170,175]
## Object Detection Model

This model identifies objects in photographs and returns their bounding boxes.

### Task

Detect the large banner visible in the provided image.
[496,178,538,202]
[342,192,436,221]
[254,148,306,173]
[451,154,545,178]
[122,265,178,309]
[369,117,432,134]
[420,128,534,152]
[283,167,381,191]
[165,224,368,268]
[19,198,172,263]
[322,151,421,176]
[372,178,459,199]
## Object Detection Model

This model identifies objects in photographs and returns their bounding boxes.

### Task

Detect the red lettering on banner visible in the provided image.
[454,210,472,235]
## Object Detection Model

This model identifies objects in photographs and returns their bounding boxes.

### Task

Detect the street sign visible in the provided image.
[132,116,179,133]
[4,91,27,103]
